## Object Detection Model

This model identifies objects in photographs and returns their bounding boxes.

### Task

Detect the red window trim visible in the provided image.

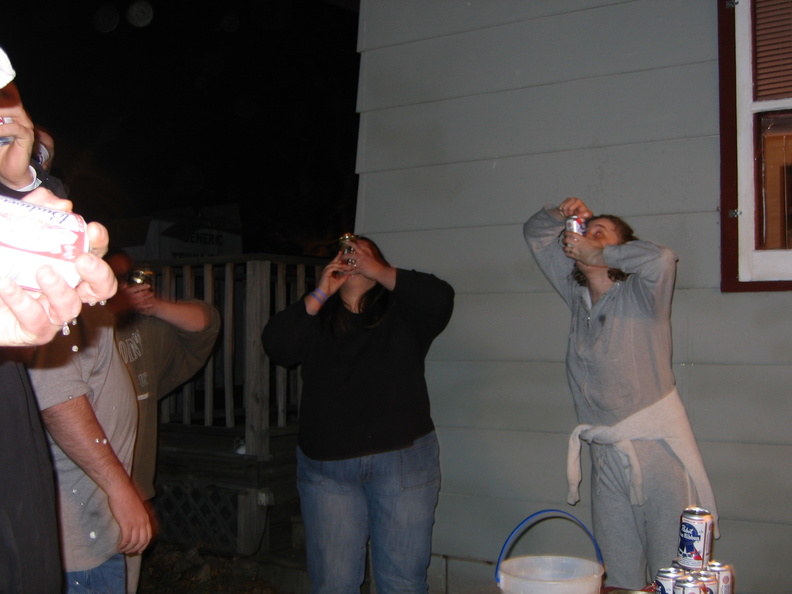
[718,0,792,291]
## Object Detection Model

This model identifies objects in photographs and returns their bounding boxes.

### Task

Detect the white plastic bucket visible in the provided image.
[495,509,604,594]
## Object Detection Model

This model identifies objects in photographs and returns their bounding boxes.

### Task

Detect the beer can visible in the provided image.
[673,574,705,594]
[0,195,89,291]
[689,570,718,594]
[654,566,688,594]
[338,232,357,264]
[128,269,154,287]
[707,561,734,594]
[0,115,14,146]
[676,507,714,570]
[565,215,586,236]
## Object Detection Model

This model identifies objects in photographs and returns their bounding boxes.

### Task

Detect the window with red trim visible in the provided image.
[719,0,792,290]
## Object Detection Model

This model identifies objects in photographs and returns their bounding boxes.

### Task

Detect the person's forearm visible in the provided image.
[40,395,132,496]
[41,394,152,553]
[371,265,397,291]
[148,299,209,331]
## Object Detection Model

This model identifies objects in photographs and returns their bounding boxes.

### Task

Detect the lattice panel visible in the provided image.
[154,481,242,555]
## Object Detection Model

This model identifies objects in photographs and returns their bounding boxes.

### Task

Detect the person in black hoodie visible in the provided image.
[262,235,454,593]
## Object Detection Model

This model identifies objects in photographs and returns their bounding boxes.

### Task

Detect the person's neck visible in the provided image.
[340,279,375,313]
[584,269,614,305]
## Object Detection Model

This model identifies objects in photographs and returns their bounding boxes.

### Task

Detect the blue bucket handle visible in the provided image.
[494,508,604,586]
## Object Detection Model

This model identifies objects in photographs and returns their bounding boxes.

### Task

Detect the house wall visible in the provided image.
[354,1,790,592]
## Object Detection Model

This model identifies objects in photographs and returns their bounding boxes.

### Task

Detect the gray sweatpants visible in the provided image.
[590,440,696,589]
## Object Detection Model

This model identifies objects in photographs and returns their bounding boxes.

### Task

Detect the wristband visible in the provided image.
[313,288,328,302]
[309,290,327,306]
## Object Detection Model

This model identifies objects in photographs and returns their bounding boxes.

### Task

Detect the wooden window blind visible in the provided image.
[754,0,792,100]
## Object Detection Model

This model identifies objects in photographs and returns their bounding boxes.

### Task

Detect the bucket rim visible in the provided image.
[497,554,604,582]
[494,509,604,587]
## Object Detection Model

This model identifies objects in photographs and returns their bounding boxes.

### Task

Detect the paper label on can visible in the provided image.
[0,196,88,290]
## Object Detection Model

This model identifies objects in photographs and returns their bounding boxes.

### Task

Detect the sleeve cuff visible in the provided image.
[15,166,41,192]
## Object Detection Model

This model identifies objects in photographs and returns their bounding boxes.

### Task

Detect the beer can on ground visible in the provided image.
[654,566,688,594]
[676,507,715,570]
[565,215,586,236]
[690,570,718,594]
[0,195,88,290]
[707,561,734,594]
[673,574,705,594]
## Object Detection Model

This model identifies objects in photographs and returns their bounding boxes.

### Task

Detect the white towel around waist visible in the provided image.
[566,388,719,538]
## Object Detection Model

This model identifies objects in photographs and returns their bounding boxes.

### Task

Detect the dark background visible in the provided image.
[0,0,361,256]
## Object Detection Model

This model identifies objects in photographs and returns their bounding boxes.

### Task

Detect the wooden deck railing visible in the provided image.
[138,253,325,461]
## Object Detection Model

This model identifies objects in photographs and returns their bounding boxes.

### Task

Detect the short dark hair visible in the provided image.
[572,215,637,286]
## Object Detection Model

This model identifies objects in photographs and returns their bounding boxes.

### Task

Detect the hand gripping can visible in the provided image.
[565,215,587,236]
[0,195,88,290]
[676,507,715,570]
[707,560,734,594]
[654,566,688,594]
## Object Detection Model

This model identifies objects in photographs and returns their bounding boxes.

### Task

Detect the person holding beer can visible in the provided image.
[262,235,454,593]
[524,197,719,589]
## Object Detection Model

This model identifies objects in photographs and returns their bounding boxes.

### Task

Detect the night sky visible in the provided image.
[0,0,360,256]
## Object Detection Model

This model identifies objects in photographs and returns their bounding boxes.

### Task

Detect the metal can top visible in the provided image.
[657,566,687,577]
[682,507,712,517]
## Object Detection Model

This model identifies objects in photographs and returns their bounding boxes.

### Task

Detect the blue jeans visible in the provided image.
[297,431,441,594]
[65,553,126,593]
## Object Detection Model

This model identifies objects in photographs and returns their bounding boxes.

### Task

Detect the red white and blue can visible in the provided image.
[654,566,688,594]
[673,574,705,594]
[689,570,718,594]
[707,560,734,594]
[565,215,586,236]
[0,195,89,291]
[676,507,714,570]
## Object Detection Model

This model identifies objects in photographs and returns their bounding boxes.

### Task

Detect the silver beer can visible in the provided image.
[673,574,705,594]
[0,115,14,146]
[128,269,154,287]
[565,215,586,236]
[690,570,718,594]
[654,566,688,594]
[676,507,714,570]
[707,561,734,594]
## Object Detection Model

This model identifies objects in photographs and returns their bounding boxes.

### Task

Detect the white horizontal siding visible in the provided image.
[357,62,719,173]
[356,136,721,232]
[356,0,789,590]
[359,0,716,111]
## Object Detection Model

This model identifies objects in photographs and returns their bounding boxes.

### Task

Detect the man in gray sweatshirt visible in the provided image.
[524,197,717,589]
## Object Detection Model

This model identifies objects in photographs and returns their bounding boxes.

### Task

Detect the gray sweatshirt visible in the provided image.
[524,206,679,426]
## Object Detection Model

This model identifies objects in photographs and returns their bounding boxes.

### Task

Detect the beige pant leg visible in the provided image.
[126,553,143,593]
